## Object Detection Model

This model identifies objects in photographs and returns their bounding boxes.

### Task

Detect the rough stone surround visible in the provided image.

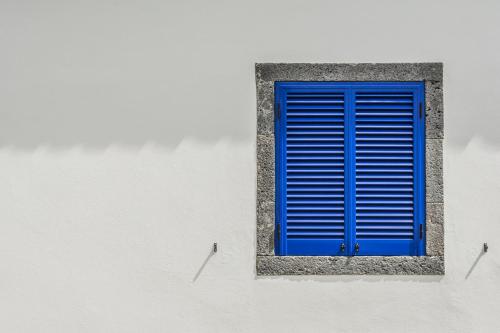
[256,63,444,275]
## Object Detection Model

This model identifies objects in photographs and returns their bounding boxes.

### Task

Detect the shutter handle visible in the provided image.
[355,242,360,253]
[340,243,345,252]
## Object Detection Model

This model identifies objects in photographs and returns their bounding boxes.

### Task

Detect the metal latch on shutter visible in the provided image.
[419,224,423,239]
[419,102,423,119]
[275,103,281,119]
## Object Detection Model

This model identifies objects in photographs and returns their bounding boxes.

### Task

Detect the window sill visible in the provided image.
[256,255,444,275]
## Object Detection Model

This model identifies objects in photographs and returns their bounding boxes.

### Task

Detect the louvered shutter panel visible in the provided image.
[275,86,347,255]
[354,88,424,255]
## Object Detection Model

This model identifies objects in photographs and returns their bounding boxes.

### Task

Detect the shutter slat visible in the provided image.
[288,145,345,149]
[357,226,413,230]
[287,113,344,117]
[289,170,344,173]
[357,112,413,116]
[287,194,344,198]
[287,138,344,142]
[287,188,344,192]
[288,150,344,154]
[288,226,344,230]
[355,105,413,110]
[287,219,345,223]
[287,232,344,238]
[287,105,344,110]
[287,100,344,104]
[288,200,345,204]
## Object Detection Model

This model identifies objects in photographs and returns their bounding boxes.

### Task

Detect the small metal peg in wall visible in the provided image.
[213,243,218,253]
[483,243,488,253]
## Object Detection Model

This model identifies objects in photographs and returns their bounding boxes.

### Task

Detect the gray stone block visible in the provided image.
[256,200,275,256]
[256,80,274,135]
[256,256,444,275]
[256,134,276,255]
[426,203,444,256]
[426,139,443,203]
[257,135,275,205]
[425,80,444,139]
[256,63,443,83]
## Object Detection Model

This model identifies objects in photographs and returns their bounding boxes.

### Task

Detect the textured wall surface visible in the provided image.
[1,0,500,332]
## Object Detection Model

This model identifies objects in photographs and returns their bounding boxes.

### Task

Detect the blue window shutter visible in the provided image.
[275,84,348,255]
[275,82,425,256]
[353,86,425,255]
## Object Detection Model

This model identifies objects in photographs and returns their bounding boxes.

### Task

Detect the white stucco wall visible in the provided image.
[1,0,500,332]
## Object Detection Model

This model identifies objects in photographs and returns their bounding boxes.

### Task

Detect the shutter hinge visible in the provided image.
[419,102,423,119]
[419,224,423,239]
[276,223,281,240]
[275,103,281,119]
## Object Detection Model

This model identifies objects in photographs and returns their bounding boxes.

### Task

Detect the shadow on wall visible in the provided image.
[465,245,487,279]
[3,58,500,150]
[3,68,500,151]
[0,72,255,149]
[192,244,217,283]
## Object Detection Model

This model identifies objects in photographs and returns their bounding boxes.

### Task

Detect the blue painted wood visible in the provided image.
[275,82,425,256]
[274,83,286,255]
[345,88,356,256]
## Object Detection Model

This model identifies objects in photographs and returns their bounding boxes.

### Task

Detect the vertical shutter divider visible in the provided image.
[345,88,356,256]
[416,85,426,255]
[274,84,287,255]
[412,89,420,255]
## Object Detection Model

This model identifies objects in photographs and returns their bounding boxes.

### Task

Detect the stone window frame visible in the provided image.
[256,63,444,275]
